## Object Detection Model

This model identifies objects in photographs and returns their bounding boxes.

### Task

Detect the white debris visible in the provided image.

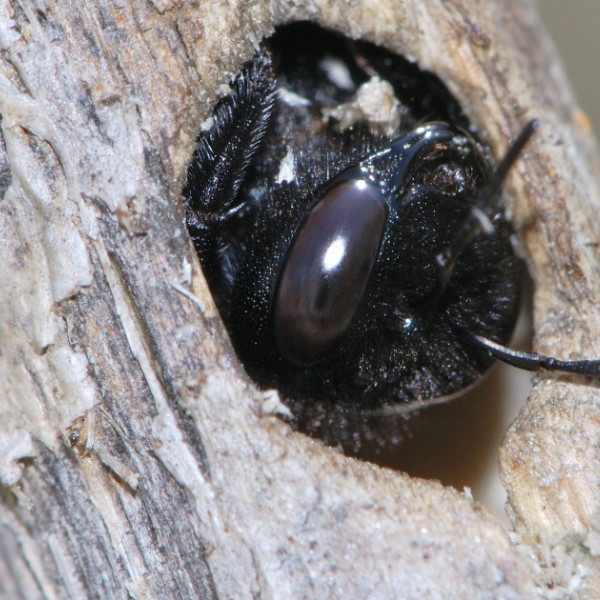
[322,76,402,137]
[276,147,295,184]
[319,55,355,91]
[278,87,311,107]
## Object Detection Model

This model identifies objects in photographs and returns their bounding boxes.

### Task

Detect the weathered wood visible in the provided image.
[0,1,598,598]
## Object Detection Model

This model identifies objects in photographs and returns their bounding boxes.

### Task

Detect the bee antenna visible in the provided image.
[463,332,600,378]
[435,120,541,292]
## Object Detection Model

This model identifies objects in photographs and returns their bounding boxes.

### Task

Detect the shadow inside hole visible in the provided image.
[358,364,526,484]
[356,272,533,521]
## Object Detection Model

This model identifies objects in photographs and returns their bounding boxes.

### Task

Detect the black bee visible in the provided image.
[184,23,600,452]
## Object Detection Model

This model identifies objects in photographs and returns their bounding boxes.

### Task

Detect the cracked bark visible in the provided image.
[1,1,599,598]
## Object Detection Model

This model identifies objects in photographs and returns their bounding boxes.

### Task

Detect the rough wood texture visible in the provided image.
[1,0,599,598]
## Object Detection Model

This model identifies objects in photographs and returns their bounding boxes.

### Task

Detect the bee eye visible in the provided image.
[274,174,387,364]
